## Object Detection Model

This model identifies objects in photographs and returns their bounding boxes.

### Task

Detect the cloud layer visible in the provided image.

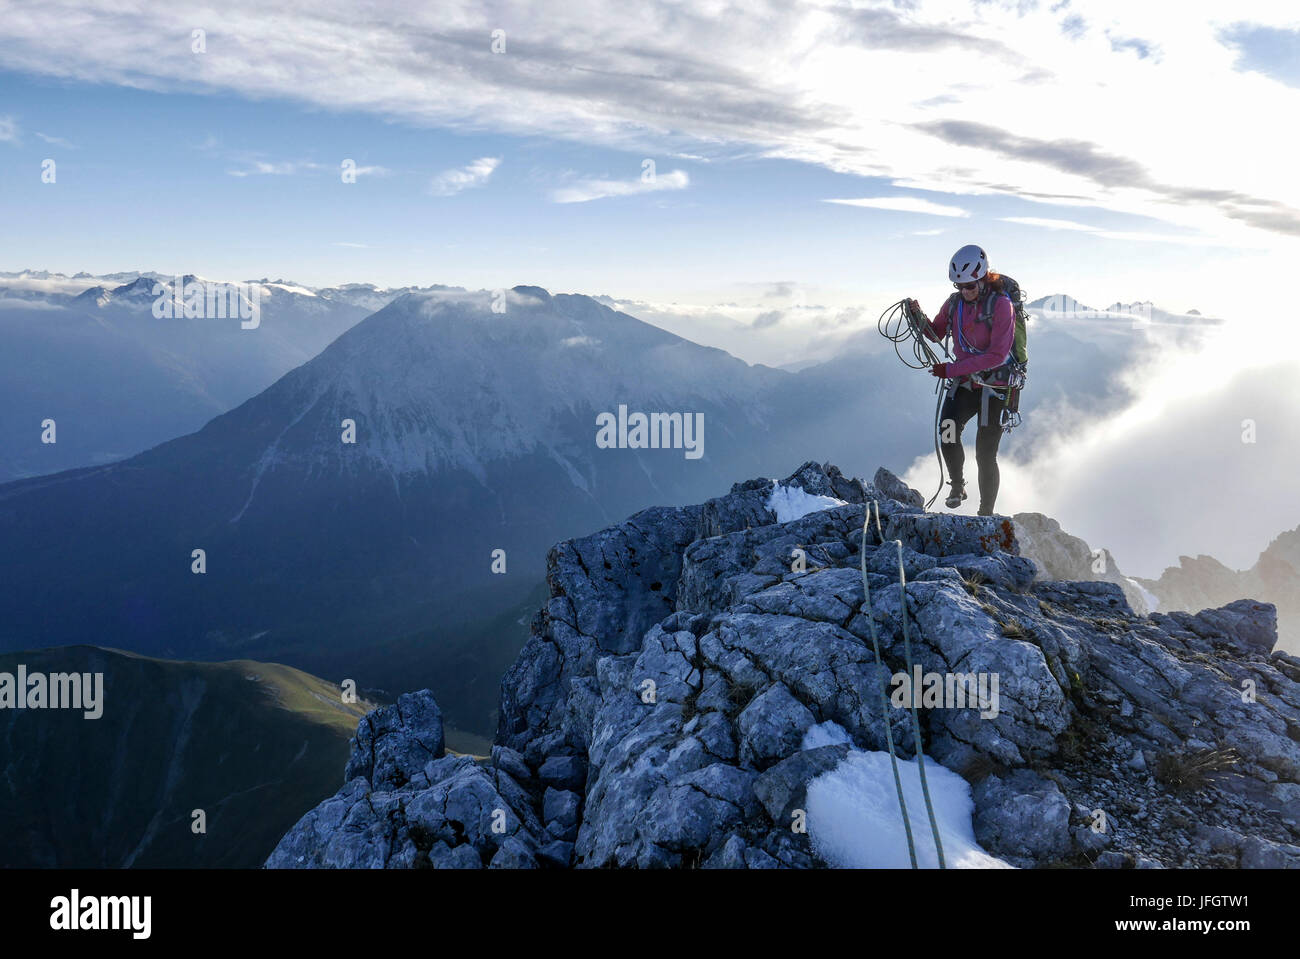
[2,1,1299,247]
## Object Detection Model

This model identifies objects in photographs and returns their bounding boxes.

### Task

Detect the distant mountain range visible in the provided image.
[0,277,1220,736]
[0,271,456,482]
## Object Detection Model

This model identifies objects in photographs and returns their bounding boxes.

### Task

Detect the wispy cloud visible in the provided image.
[1108,34,1156,60]
[1000,215,1254,247]
[225,157,390,178]
[0,115,18,143]
[332,241,371,248]
[429,156,500,196]
[1002,216,1097,232]
[824,196,968,217]
[914,119,1300,238]
[227,160,327,177]
[550,169,688,203]
[35,131,74,148]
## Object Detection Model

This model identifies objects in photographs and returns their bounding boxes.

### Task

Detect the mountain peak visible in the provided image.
[1027,293,1094,313]
[111,276,158,296]
[511,284,551,301]
[268,461,1295,870]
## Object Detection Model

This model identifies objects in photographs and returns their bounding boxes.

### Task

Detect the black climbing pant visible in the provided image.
[939,382,1006,515]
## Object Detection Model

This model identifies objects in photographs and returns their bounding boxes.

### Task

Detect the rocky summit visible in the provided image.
[267,462,1300,869]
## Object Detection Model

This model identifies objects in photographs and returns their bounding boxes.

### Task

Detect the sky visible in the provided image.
[2,0,1299,577]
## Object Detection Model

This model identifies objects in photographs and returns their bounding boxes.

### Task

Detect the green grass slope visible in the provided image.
[0,646,372,868]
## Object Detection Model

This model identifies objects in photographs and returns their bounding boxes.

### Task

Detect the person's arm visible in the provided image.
[943,296,1014,377]
[925,299,949,341]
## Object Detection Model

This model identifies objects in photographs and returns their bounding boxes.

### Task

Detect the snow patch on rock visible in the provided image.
[765,483,848,523]
[807,750,1012,869]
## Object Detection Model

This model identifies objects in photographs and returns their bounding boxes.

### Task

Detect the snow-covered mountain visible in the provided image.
[1025,291,1220,354]
[3,271,1209,486]
[1026,293,1095,314]
[0,286,815,732]
[0,271,450,481]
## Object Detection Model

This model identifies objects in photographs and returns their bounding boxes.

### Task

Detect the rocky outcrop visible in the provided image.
[1136,527,1300,657]
[266,690,554,868]
[269,462,1300,869]
[1012,511,1152,616]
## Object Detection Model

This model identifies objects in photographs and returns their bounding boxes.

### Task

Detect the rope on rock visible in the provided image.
[859,501,918,867]
[893,537,946,869]
[859,499,947,869]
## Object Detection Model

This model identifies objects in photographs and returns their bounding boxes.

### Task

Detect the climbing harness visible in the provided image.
[859,501,946,868]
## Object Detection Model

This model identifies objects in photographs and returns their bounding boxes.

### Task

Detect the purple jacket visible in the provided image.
[926,292,1016,385]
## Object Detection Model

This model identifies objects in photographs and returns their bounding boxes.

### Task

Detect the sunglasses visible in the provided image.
[954,281,980,291]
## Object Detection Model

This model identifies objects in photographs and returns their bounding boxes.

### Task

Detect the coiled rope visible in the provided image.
[877,300,953,510]
[860,500,946,868]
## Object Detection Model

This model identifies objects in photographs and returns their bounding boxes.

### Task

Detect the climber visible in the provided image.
[918,244,1016,516]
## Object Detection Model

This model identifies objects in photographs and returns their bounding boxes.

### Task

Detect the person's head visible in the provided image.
[949,244,988,302]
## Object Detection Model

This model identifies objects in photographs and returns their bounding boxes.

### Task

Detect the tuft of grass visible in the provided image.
[1153,747,1241,791]
[961,570,988,597]
[1000,617,1026,638]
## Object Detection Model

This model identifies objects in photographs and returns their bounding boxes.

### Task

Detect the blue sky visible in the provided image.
[3,0,1295,331]
[1219,22,1300,87]
[1,65,1231,314]
[3,0,1300,576]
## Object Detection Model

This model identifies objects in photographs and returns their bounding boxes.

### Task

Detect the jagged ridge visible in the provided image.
[268,462,1300,869]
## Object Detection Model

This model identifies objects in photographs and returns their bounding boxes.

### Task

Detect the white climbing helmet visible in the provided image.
[948,244,989,284]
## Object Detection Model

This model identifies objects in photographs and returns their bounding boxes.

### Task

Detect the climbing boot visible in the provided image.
[945,478,967,509]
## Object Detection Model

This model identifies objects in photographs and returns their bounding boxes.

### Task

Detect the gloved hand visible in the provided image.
[909,299,937,341]
[930,362,949,378]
